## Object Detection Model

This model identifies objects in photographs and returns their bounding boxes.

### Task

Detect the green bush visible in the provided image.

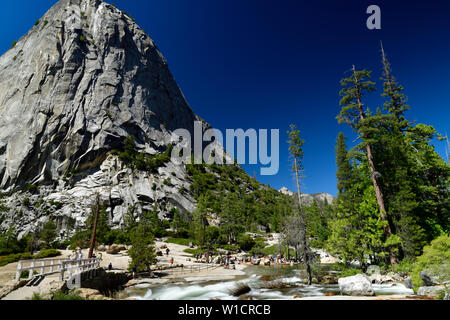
[411,235,450,289]
[104,229,131,245]
[389,259,415,276]
[220,244,240,252]
[184,248,202,256]
[26,184,38,194]
[21,270,38,279]
[34,19,40,26]
[339,268,363,277]
[0,252,32,267]
[324,262,363,277]
[52,290,85,300]
[166,238,195,246]
[237,234,256,251]
[34,249,61,259]
[0,203,10,212]
[114,136,173,173]
[22,198,30,206]
[31,292,44,300]
[11,41,17,49]
[262,245,279,256]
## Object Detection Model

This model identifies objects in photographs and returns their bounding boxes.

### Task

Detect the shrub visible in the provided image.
[0,203,10,212]
[389,259,415,276]
[237,234,256,251]
[34,19,40,26]
[221,244,240,252]
[26,184,38,194]
[0,252,33,267]
[104,229,131,245]
[166,238,195,247]
[34,249,61,259]
[11,41,17,49]
[21,270,38,279]
[31,292,44,300]
[411,235,450,289]
[339,268,363,277]
[22,198,30,206]
[184,248,207,257]
[262,245,279,256]
[52,290,85,300]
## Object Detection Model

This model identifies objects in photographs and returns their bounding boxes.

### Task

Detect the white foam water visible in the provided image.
[126,270,415,300]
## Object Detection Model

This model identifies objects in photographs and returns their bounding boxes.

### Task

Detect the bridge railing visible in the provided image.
[15,258,100,282]
[166,263,218,275]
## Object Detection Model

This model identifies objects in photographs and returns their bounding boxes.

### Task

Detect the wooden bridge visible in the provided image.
[15,258,101,283]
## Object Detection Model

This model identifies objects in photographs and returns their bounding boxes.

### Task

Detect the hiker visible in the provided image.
[166,248,170,256]
[132,265,137,279]
[169,257,174,265]
[108,263,113,271]
[77,250,83,260]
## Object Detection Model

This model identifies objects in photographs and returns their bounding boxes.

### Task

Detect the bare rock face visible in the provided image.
[0,0,200,192]
[278,187,335,206]
[0,0,201,236]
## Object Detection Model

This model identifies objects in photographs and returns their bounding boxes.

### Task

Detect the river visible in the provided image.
[120,265,414,300]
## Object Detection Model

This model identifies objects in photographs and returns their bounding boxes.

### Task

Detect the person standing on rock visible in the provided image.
[169,257,174,266]
[166,248,170,256]
[132,265,137,279]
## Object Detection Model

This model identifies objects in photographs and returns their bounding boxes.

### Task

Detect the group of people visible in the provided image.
[69,249,84,261]
[195,252,212,263]
[223,255,237,270]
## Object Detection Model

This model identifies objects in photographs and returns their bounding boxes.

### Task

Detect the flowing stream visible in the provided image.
[121,265,414,300]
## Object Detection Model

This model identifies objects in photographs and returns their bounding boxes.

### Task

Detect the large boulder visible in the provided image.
[106,244,120,255]
[417,285,448,297]
[338,274,375,296]
[404,278,414,289]
[420,265,450,286]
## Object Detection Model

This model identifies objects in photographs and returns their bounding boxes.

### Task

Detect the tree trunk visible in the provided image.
[88,194,100,259]
[352,65,399,265]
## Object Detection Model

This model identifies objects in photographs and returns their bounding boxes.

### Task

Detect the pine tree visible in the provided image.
[192,194,208,246]
[287,125,312,285]
[128,223,157,273]
[337,66,399,265]
[39,221,57,249]
[377,45,449,257]
[335,132,353,197]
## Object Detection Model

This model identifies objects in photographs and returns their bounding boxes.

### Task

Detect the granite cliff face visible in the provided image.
[0,0,203,237]
[0,0,334,239]
[0,0,200,192]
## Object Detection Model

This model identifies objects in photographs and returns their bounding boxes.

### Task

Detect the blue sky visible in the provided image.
[1,0,449,196]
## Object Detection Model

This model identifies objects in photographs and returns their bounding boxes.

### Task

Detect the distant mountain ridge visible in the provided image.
[278,187,335,206]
